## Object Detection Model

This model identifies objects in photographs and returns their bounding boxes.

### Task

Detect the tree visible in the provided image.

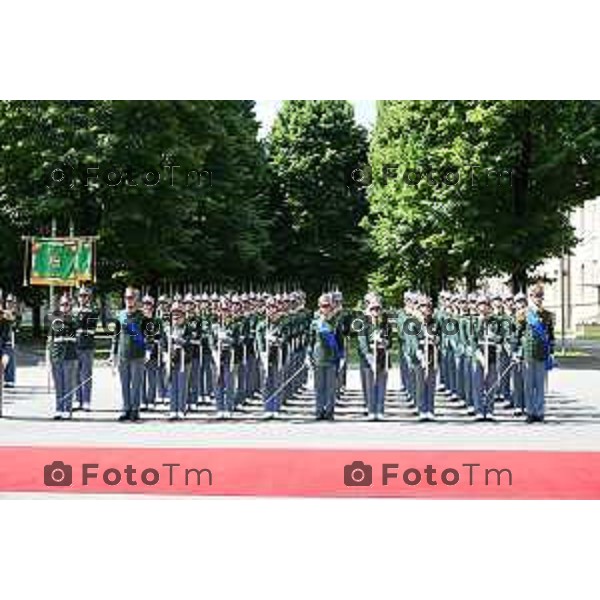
[366,101,600,299]
[0,101,272,303]
[267,100,369,300]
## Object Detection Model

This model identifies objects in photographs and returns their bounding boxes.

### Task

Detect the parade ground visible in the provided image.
[2,345,600,452]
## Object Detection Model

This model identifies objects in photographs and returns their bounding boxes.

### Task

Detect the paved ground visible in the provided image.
[1,348,600,450]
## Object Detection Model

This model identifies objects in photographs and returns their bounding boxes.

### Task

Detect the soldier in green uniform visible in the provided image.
[0,307,11,415]
[471,295,500,421]
[357,293,392,421]
[408,295,439,421]
[256,296,285,419]
[307,293,343,421]
[111,287,147,422]
[3,294,19,388]
[511,292,528,416]
[436,291,452,395]
[184,293,201,411]
[517,285,555,423]
[460,293,478,415]
[47,294,79,420]
[214,296,237,419]
[491,292,512,407]
[399,292,419,406]
[141,294,162,410]
[74,285,98,411]
[332,291,350,398]
[165,301,193,420]
[156,294,171,401]
[198,292,215,404]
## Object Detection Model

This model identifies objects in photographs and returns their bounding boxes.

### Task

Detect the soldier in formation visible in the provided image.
[24,281,554,425]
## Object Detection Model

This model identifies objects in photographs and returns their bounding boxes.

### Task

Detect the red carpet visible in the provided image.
[1,447,599,498]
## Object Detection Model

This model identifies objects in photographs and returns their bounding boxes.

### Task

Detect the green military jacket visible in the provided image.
[517,307,555,362]
[74,304,99,351]
[308,316,342,367]
[112,309,148,361]
[47,311,79,362]
[256,315,286,369]
[357,314,392,370]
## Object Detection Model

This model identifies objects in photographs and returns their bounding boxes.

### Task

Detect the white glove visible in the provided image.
[366,353,375,371]
[218,330,228,342]
[304,355,314,370]
[266,333,277,344]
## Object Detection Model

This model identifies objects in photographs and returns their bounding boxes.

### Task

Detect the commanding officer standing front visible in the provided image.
[74,285,98,411]
[517,284,555,423]
[47,294,79,420]
[307,293,343,421]
[111,287,147,422]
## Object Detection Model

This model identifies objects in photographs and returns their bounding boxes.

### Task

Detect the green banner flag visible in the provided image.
[30,237,94,286]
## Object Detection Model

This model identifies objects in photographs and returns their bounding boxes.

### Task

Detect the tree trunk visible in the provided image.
[511,268,528,294]
[32,303,41,338]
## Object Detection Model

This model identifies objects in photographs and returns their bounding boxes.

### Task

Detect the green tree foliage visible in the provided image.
[267,100,369,300]
[366,100,600,298]
[0,100,270,294]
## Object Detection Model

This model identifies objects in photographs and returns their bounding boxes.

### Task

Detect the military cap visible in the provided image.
[490,292,502,301]
[502,291,514,301]
[476,294,490,305]
[514,292,526,302]
[201,292,210,301]
[78,285,92,295]
[210,292,219,301]
[418,295,432,306]
[173,292,182,302]
[5,293,15,302]
[142,294,155,305]
[184,292,195,304]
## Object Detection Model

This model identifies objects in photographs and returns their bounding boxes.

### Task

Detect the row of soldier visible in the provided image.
[42,283,555,423]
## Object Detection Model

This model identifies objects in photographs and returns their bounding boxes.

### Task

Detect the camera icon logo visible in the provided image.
[44,461,73,487]
[344,461,373,487]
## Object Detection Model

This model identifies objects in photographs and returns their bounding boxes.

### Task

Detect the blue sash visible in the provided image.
[318,319,342,362]
[527,309,554,371]
[122,312,146,350]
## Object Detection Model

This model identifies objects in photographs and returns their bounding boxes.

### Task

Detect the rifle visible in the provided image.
[372,315,378,401]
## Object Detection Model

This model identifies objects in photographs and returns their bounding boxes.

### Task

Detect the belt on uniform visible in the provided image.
[53,337,77,343]
[76,329,97,335]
